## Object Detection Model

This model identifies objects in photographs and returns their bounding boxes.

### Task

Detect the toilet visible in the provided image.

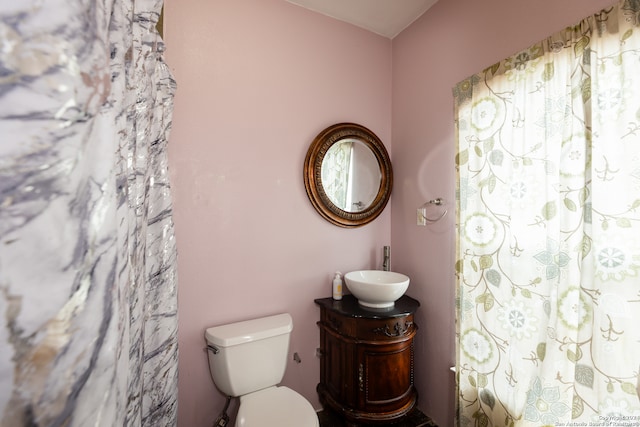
[205,313,319,427]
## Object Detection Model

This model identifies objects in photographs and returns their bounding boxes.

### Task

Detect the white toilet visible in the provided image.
[205,313,319,427]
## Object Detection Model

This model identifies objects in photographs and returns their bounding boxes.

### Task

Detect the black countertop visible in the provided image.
[315,294,420,319]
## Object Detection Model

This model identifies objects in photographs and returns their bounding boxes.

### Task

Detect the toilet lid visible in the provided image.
[236,386,319,427]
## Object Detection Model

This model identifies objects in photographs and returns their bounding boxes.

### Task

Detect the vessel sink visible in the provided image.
[344,270,410,308]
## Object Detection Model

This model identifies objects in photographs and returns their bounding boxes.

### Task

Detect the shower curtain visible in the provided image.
[0,0,178,426]
[455,1,640,426]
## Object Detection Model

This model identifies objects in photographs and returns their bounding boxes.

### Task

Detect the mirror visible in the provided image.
[304,123,393,228]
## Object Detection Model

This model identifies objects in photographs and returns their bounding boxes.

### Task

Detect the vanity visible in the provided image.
[305,122,417,422]
[315,295,420,425]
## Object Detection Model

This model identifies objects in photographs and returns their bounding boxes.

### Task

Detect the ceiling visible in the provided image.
[284,0,439,39]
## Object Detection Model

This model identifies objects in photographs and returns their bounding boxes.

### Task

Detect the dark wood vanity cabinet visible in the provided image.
[315,295,420,424]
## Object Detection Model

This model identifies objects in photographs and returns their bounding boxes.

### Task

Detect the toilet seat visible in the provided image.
[236,386,319,427]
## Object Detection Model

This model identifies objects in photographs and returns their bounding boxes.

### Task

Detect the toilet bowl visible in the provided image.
[205,313,319,427]
[237,386,317,426]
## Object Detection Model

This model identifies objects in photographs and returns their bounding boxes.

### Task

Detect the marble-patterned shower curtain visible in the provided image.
[0,0,178,426]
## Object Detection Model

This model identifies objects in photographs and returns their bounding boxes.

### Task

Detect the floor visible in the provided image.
[317,408,438,427]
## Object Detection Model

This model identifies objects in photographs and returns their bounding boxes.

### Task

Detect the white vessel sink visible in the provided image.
[344,270,410,308]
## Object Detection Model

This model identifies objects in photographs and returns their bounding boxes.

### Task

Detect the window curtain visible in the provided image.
[454,1,640,426]
[0,0,178,425]
[322,140,353,210]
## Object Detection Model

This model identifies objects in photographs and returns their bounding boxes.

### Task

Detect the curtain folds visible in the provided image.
[322,141,353,210]
[0,0,178,426]
[454,1,640,426]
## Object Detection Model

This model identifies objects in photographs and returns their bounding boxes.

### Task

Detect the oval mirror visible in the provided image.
[304,123,393,228]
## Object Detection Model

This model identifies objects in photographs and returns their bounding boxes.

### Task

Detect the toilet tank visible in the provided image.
[205,313,293,397]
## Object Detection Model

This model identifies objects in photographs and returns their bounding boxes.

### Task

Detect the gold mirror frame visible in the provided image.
[304,123,393,228]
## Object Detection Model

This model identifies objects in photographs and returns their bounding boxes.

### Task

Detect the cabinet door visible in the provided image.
[358,340,414,414]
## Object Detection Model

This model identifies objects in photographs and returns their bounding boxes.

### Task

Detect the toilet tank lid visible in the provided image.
[205,313,293,347]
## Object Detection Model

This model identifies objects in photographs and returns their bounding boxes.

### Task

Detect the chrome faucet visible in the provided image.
[382,246,390,271]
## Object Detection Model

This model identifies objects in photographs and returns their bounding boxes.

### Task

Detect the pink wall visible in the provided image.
[164,1,392,425]
[391,0,616,425]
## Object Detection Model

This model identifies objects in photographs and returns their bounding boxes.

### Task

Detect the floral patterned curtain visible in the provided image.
[454,1,640,425]
[322,140,354,210]
[0,0,178,426]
